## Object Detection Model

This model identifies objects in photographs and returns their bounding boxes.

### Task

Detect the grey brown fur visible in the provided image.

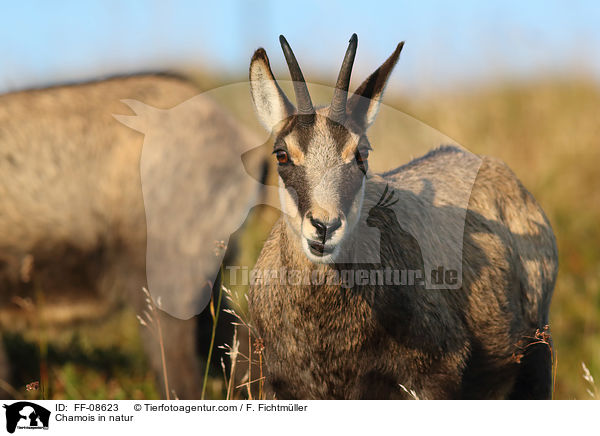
[251,148,558,399]
[248,36,558,399]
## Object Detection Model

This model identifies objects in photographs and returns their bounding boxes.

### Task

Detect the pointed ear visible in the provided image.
[249,48,295,132]
[347,41,404,130]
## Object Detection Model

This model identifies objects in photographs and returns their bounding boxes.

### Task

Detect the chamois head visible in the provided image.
[250,34,404,263]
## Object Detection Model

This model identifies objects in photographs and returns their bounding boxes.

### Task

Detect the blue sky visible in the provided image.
[1,1,599,95]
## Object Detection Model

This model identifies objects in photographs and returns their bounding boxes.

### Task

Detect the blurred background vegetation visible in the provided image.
[1,1,599,400]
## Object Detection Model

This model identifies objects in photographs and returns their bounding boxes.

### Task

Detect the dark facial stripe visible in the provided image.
[291,118,315,154]
[326,117,352,153]
[275,114,315,154]
[278,162,311,216]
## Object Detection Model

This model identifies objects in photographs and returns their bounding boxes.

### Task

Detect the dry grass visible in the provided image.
[399,384,420,400]
[220,285,268,400]
[136,287,171,400]
[582,362,598,399]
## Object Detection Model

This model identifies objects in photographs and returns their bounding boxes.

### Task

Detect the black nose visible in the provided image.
[309,215,341,241]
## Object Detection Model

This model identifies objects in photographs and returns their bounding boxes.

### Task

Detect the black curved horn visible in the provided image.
[329,34,358,123]
[279,35,314,122]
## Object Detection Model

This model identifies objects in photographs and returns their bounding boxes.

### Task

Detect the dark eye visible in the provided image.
[275,150,290,165]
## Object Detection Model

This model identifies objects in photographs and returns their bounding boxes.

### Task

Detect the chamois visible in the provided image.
[0,74,266,398]
[248,35,558,399]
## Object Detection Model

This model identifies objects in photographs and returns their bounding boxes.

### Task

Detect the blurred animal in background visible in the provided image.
[0,74,269,399]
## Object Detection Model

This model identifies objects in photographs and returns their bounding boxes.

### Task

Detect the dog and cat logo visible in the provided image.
[2,402,50,433]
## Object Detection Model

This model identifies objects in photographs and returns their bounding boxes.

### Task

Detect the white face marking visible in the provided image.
[277,114,367,264]
[300,178,365,264]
